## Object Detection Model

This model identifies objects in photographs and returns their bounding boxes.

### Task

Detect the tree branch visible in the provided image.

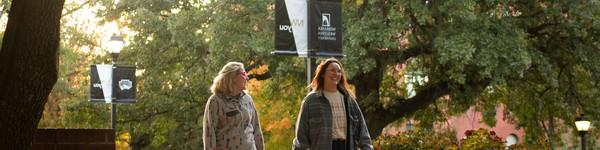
[248,71,271,81]
[245,61,261,71]
[118,109,169,124]
[245,61,272,81]
[386,81,450,117]
[357,0,369,18]
[526,22,558,37]
[406,6,433,47]
[379,46,432,65]
[61,0,91,17]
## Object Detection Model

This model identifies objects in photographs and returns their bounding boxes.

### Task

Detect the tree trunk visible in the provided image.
[352,55,451,137]
[0,0,65,149]
[130,133,151,150]
[354,68,451,138]
[351,60,395,137]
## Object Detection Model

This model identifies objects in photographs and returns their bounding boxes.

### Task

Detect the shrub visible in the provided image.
[374,128,456,150]
[451,128,505,150]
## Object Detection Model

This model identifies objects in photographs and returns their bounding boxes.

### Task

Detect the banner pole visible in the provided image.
[111,60,117,129]
[306,0,314,88]
[306,57,317,88]
[307,57,312,87]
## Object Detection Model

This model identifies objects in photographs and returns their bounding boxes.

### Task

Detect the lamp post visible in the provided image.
[109,33,124,62]
[575,114,591,150]
[108,33,124,129]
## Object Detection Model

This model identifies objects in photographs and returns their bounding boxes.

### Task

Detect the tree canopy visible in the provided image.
[15,0,600,149]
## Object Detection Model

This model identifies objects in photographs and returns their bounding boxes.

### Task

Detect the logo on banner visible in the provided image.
[279,19,304,33]
[119,79,133,90]
[322,13,331,27]
[318,13,336,41]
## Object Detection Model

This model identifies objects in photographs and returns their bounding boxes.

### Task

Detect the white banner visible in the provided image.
[96,65,113,103]
[285,0,308,57]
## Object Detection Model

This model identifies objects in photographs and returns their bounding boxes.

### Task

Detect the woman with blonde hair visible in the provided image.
[203,62,263,150]
[293,58,373,150]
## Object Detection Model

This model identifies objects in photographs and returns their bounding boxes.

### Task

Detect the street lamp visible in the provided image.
[108,33,124,129]
[109,33,124,62]
[575,114,591,150]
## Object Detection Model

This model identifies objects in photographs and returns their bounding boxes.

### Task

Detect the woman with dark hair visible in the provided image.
[293,58,373,150]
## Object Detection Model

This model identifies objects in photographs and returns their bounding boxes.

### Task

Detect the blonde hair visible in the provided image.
[210,62,244,95]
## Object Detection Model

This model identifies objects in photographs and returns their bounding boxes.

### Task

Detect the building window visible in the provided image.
[506,134,518,146]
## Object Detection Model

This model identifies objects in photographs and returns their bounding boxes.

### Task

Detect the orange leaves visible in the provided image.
[265,117,291,131]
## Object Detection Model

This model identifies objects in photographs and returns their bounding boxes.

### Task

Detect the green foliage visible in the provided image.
[374,128,456,150]
[253,59,306,149]
[0,0,10,15]
[26,0,600,149]
[67,0,303,149]
[345,0,600,147]
[507,137,551,150]
[39,47,107,129]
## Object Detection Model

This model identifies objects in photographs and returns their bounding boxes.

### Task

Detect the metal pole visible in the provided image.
[581,132,586,150]
[111,55,118,129]
[307,57,312,86]
[306,0,313,87]
[111,103,116,129]
[306,57,316,87]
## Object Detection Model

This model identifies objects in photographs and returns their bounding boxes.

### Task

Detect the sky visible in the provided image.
[1,14,6,31]
[62,0,131,54]
[0,0,130,55]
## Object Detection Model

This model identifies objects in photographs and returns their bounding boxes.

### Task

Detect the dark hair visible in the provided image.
[310,58,354,98]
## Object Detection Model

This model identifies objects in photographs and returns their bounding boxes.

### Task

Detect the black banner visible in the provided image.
[89,65,136,103]
[89,65,106,102]
[112,65,136,103]
[274,0,342,57]
[309,0,342,57]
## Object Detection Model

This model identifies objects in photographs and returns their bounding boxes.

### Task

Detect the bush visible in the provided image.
[375,127,557,150]
[373,128,456,150]
[506,137,551,150]
[450,128,505,150]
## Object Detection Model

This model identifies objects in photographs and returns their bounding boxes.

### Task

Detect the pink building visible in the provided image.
[384,105,524,146]
[442,105,524,145]
[391,64,524,146]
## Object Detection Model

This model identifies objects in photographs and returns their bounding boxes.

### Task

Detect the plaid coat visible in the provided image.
[293,90,373,150]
